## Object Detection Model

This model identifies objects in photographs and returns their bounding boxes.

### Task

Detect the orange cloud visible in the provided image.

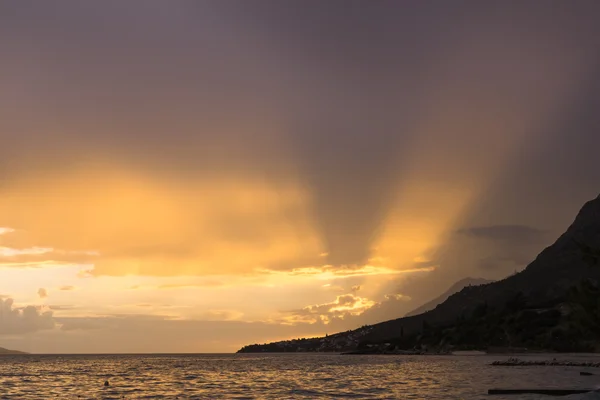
[0,168,325,276]
[281,293,376,325]
[270,264,435,280]
[0,227,14,235]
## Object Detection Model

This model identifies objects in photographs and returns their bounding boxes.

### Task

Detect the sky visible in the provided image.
[1,1,600,353]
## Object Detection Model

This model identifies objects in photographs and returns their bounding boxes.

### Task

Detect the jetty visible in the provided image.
[491,357,600,368]
[489,388,594,396]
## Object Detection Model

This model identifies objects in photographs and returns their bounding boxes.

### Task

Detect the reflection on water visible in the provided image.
[0,353,599,399]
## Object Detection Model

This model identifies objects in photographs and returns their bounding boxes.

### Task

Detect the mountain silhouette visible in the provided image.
[405,277,494,317]
[239,193,600,353]
[0,347,27,355]
[362,193,600,344]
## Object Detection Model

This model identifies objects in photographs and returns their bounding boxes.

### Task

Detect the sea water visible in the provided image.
[1,353,600,399]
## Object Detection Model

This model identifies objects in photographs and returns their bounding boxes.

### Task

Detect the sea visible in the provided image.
[1,353,600,399]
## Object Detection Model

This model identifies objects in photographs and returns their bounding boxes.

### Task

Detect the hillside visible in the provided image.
[0,347,27,355]
[238,193,600,354]
[405,277,494,317]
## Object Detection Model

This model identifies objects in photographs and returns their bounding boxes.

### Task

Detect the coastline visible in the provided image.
[239,348,600,356]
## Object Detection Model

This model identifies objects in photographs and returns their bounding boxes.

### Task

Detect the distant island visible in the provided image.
[238,193,600,354]
[0,347,27,355]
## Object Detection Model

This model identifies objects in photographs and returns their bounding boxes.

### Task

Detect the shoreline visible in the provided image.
[237,350,600,356]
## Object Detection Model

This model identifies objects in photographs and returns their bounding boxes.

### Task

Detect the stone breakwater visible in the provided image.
[492,357,600,367]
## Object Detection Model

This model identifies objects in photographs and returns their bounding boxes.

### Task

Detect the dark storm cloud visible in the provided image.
[476,255,533,271]
[458,59,600,235]
[218,2,451,265]
[441,48,600,282]
[225,1,600,266]
[0,1,293,184]
[457,225,546,244]
[2,0,600,274]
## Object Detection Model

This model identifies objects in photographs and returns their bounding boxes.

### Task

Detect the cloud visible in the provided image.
[59,313,182,332]
[48,305,75,311]
[199,309,244,321]
[384,294,410,301]
[276,264,435,280]
[0,247,98,269]
[0,227,15,235]
[37,288,48,298]
[457,225,545,244]
[1,1,599,284]
[450,225,549,277]
[276,289,415,332]
[0,178,324,276]
[321,284,345,292]
[157,281,224,289]
[476,254,533,271]
[0,2,599,355]
[59,318,105,332]
[38,316,330,353]
[132,303,244,321]
[324,292,412,329]
[283,293,376,325]
[0,246,53,257]
[0,298,55,334]
[0,3,582,356]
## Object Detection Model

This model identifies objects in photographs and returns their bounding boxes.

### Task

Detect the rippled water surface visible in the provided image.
[1,353,600,399]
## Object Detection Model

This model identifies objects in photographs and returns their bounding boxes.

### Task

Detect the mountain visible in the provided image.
[0,347,27,355]
[405,278,494,317]
[360,193,600,345]
[238,193,600,353]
